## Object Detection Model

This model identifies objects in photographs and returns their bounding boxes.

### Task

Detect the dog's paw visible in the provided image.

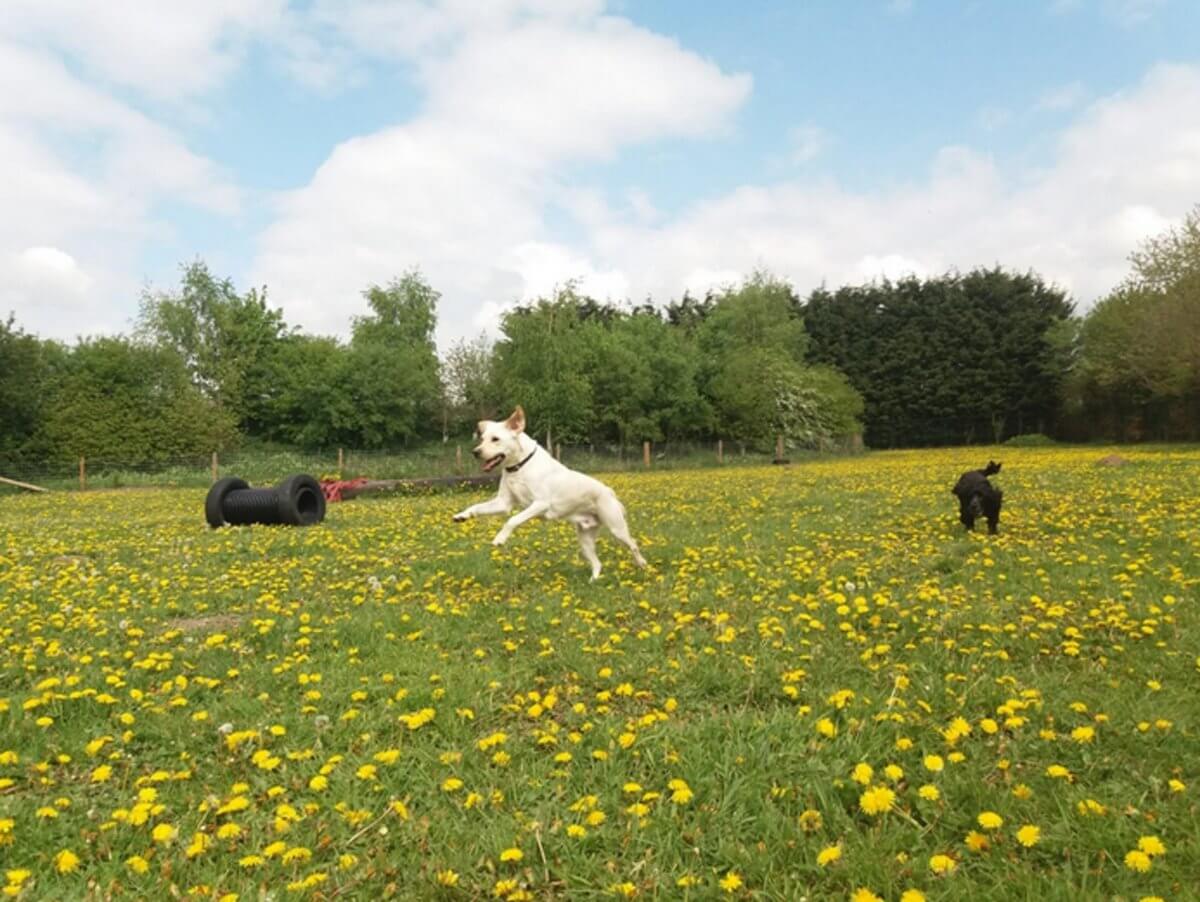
[491,534,508,547]
[452,512,470,522]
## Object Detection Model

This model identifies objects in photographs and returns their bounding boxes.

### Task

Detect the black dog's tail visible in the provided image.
[983,461,1001,476]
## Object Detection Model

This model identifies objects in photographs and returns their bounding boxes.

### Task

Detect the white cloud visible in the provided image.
[975,106,1012,132]
[0,23,247,337]
[578,63,1200,312]
[788,125,827,164]
[3,0,1197,353]
[1035,80,1087,111]
[0,0,285,99]
[0,246,109,337]
[1103,0,1166,26]
[254,57,1200,346]
[252,10,752,338]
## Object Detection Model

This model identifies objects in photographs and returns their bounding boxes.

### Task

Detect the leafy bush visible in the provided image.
[1004,433,1058,447]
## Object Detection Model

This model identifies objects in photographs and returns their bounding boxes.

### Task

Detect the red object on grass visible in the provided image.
[320,478,368,502]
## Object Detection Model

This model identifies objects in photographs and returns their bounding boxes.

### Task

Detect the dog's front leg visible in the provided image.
[453,494,512,522]
[492,500,550,546]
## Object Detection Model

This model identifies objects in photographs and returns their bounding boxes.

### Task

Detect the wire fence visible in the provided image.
[0,438,859,494]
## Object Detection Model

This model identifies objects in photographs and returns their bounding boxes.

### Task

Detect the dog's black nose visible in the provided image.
[473,448,482,458]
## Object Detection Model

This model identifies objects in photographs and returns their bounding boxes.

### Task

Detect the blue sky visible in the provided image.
[3,0,1199,346]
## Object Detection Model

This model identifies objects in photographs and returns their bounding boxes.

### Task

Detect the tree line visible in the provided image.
[2,207,1198,468]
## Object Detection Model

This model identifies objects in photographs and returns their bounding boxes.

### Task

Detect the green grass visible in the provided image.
[0,445,1197,900]
[1,440,803,494]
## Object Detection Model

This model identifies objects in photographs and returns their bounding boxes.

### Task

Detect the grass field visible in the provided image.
[1,446,1198,901]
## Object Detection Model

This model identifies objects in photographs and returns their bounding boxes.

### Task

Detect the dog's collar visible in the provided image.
[505,448,537,473]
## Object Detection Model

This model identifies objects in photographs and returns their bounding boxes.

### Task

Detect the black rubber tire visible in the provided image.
[276,474,326,526]
[205,477,249,528]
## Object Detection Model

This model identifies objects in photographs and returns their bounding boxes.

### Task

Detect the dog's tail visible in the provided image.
[983,461,1001,476]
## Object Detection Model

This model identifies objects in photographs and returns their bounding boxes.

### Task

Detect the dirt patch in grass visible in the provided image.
[165,614,244,634]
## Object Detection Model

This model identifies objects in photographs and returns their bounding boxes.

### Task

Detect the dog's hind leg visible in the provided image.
[598,496,647,569]
[576,524,603,581]
[984,491,1002,535]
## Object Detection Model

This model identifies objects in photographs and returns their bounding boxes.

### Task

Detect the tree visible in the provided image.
[137,261,289,433]
[491,286,595,445]
[260,334,358,449]
[344,271,444,447]
[0,316,62,461]
[582,308,709,446]
[698,271,808,370]
[1069,206,1200,440]
[803,269,1073,446]
[698,272,859,448]
[442,334,497,437]
[41,337,236,464]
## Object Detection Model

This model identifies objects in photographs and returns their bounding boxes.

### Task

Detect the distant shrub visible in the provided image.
[1005,433,1057,447]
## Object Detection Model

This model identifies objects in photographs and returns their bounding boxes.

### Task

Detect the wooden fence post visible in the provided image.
[79,456,86,491]
[455,445,463,473]
[717,439,723,464]
[211,451,218,482]
[338,447,344,472]
[555,443,562,461]
[643,441,651,468]
[775,434,784,462]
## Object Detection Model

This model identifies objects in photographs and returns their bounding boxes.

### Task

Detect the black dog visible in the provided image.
[952,461,1003,534]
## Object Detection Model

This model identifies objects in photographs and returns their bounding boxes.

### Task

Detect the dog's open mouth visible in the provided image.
[482,454,505,472]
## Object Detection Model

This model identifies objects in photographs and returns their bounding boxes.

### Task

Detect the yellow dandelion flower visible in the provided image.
[1137,836,1166,857]
[816,844,842,866]
[965,831,990,852]
[1070,725,1095,743]
[1016,825,1041,847]
[929,853,957,875]
[859,785,895,816]
[1124,850,1152,873]
[719,871,743,893]
[977,811,1003,830]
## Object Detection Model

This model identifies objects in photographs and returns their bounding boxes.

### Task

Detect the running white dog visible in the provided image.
[452,406,647,579]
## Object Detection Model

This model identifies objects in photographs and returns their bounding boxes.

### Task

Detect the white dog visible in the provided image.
[452,406,647,580]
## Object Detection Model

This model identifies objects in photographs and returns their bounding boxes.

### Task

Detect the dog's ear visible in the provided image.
[476,421,488,439]
[505,406,526,434]
[985,460,1002,476]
